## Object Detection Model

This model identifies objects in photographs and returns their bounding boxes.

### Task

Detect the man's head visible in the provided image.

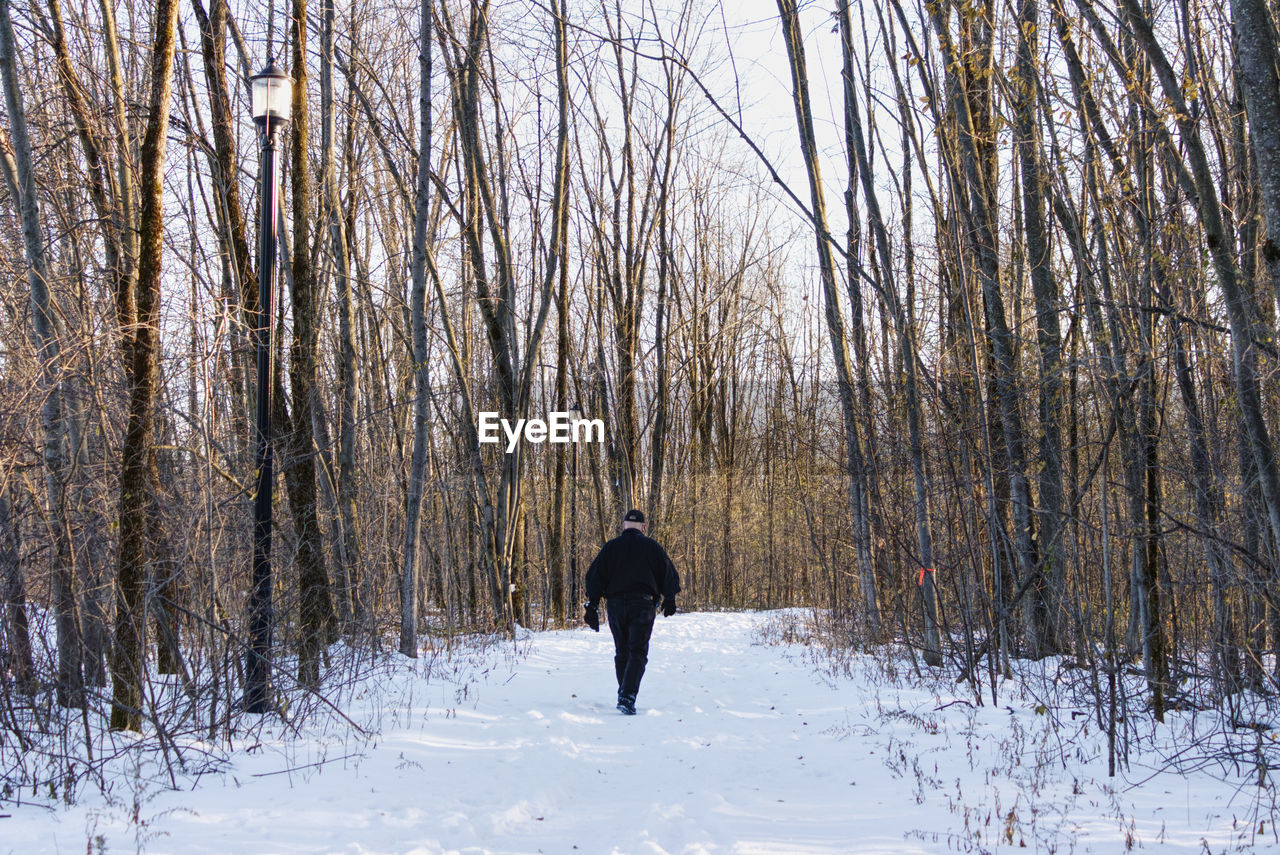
[622,508,647,533]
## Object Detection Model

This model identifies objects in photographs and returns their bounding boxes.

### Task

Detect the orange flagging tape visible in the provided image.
[917,567,935,586]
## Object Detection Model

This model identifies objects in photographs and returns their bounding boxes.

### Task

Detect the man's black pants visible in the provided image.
[606,593,657,702]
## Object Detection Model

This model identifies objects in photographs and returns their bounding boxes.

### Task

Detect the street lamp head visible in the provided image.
[251,57,292,130]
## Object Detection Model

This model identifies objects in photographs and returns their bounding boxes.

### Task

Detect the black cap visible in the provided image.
[623,509,645,524]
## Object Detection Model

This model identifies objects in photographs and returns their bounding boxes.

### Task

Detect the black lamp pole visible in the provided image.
[245,58,290,714]
[570,403,580,610]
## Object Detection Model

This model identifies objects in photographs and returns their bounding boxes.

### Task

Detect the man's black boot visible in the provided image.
[617,694,637,715]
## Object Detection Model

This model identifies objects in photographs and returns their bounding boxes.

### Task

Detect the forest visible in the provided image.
[1,0,1279,798]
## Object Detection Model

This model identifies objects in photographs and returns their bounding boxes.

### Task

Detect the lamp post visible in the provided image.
[244,58,291,714]
[569,402,582,611]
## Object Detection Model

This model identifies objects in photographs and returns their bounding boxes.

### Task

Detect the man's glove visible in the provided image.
[583,602,600,631]
[662,597,677,618]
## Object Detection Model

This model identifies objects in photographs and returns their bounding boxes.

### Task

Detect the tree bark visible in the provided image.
[0,490,35,694]
[839,0,885,637]
[287,0,335,688]
[321,0,362,632]
[193,0,254,449]
[44,0,138,355]
[1230,0,1280,306]
[1013,0,1067,652]
[548,0,573,625]
[0,0,83,708]
[646,41,678,531]
[837,0,928,654]
[1100,0,1280,596]
[928,0,1043,656]
[777,0,883,635]
[401,0,434,657]
[110,0,179,732]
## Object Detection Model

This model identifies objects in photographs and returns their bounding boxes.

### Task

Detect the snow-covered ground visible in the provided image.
[4,611,1274,853]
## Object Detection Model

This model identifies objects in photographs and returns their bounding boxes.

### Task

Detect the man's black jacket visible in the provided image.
[585,529,680,604]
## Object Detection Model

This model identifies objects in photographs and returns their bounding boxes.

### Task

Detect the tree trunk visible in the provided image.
[1103,0,1280,591]
[777,0,882,634]
[110,0,180,732]
[0,490,35,694]
[45,0,136,356]
[1171,320,1237,692]
[401,0,434,657]
[1230,0,1280,306]
[928,0,1042,656]
[647,51,678,531]
[0,0,83,708]
[1013,0,1067,652]
[433,0,564,630]
[321,0,362,631]
[287,0,335,688]
[836,0,886,643]
[547,0,572,625]
[192,0,257,345]
[1133,90,1167,719]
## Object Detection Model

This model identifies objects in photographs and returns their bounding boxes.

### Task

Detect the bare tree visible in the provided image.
[109,0,179,732]
[320,0,362,631]
[0,0,81,706]
[776,0,884,637]
[1012,0,1067,652]
[285,0,336,688]
[401,0,435,657]
[0,484,34,694]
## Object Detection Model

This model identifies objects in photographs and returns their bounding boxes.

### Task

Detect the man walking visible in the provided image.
[583,509,680,715]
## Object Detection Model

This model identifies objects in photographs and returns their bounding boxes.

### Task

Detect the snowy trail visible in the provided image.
[197,612,894,855]
[10,611,1260,853]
